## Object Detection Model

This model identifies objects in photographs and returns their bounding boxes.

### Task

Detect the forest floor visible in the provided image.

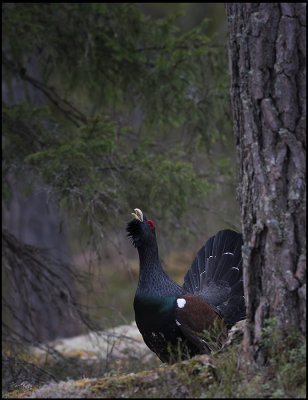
[2,319,306,398]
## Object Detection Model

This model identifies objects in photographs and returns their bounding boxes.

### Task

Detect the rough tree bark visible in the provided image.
[225,3,306,363]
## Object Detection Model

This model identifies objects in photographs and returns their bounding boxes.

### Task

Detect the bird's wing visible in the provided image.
[174,293,227,353]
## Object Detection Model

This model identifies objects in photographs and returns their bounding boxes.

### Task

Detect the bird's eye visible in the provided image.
[147,220,154,230]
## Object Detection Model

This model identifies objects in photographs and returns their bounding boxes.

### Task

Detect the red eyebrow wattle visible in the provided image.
[147,220,154,230]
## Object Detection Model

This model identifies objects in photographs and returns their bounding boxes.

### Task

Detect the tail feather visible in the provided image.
[185,236,216,292]
[182,229,245,327]
[221,263,240,288]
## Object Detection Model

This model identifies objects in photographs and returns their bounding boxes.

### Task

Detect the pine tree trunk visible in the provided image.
[225,3,306,363]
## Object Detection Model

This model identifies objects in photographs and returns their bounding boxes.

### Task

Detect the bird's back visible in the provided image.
[182,229,245,328]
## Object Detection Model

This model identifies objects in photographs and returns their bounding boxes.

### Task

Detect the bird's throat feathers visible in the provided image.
[137,242,160,265]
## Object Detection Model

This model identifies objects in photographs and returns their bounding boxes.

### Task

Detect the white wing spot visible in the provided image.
[177,298,186,308]
[151,332,156,337]
[232,267,239,271]
[224,252,234,255]
[175,320,181,326]
[159,332,165,339]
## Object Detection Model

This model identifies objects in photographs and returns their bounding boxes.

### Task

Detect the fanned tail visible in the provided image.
[182,229,245,328]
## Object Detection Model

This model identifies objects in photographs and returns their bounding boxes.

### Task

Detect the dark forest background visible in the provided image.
[2,3,241,389]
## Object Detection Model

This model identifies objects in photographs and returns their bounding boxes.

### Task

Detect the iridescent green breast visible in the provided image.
[134,295,177,329]
[134,295,197,363]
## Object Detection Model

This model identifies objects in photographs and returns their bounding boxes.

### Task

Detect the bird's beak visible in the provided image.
[131,208,143,222]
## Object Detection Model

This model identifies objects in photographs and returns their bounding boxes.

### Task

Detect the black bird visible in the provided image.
[127,208,245,363]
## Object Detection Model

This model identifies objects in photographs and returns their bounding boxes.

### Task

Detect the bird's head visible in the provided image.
[127,208,156,248]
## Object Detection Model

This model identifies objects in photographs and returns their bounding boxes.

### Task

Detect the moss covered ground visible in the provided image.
[3,318,306,398]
